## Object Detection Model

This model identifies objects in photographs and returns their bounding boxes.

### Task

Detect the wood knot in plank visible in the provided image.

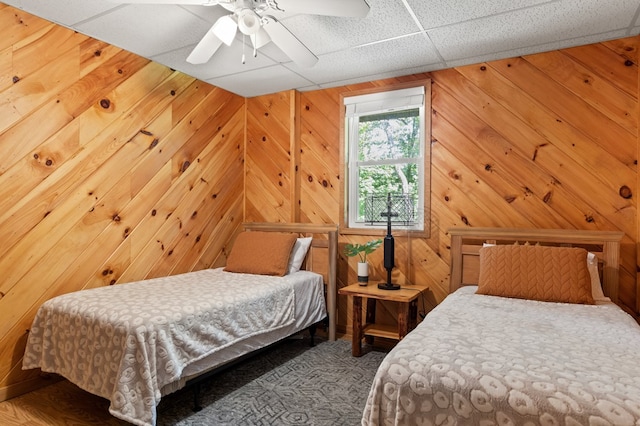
[625,60,634,67]
[100,99,111,109]
[12,76,20,84]
[460,215,469,225]
[619,185,632,199]
[112,213,121,222]
[585,214,594,223]
[181,161,190,172]
[94,50,102,56]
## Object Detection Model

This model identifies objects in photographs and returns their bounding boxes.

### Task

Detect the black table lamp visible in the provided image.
[379,193,401,290]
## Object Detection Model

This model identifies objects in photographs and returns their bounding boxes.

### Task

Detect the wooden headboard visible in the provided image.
[448,227,624,303]
[243,222,338,341]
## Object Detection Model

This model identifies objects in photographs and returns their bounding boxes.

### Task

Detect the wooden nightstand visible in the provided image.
[339,283,426,357]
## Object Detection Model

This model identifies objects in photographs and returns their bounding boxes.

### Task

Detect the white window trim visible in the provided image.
[343,84,428,232]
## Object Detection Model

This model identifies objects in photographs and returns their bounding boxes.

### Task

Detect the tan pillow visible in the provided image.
[224,231,297,276]
[476,245,594,304]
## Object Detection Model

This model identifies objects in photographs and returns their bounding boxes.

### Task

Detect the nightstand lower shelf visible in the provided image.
[363,323,399,340]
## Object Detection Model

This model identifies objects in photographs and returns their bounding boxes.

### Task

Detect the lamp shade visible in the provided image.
[250,28,271,49]
[212,15,237,46]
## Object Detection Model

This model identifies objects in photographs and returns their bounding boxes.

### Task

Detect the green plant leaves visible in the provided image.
[343,239,382,262]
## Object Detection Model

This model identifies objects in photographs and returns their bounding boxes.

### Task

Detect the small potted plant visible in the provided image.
[344,239,382,285]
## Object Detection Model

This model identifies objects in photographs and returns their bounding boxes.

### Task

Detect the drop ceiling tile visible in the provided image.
[2,0,119,26]
[444,28,631,68]
[206,65,314,97]
[180,4,229,23]
[287,33,441,86]
[405,0,551,29]
[313,62,443,91]
[74,4,213,58]
[429,0,640,62]
[278,0,418,55]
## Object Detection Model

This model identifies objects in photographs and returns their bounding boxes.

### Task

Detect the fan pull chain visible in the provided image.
[242,34,246,64]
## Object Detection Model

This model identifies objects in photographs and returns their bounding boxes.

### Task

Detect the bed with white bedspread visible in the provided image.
[23,222,338,426]
[362,227,640,425]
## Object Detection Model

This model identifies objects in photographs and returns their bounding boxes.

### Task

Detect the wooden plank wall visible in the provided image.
[246,36,639,332]
[0,5,245,400]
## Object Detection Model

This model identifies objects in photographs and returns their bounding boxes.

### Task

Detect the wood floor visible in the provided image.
[0,380,127,425]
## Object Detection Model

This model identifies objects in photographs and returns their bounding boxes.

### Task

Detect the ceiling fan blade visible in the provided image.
[186,29,224,64]
[273,0,370,18]
[262,19,318,67]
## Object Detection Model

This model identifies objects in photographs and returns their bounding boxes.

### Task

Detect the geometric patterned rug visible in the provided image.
[156,337,388,425]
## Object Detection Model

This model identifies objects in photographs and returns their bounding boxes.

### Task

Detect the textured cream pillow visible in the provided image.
[224,231,297,276]
[477,245,594,304]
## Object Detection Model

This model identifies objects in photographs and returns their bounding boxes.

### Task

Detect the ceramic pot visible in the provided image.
[357,262,369,285]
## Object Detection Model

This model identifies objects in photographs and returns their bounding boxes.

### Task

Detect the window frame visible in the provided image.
[339,80,432,238]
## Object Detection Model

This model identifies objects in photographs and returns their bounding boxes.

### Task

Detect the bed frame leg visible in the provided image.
[192,383,203,412]
[309,324,317,347]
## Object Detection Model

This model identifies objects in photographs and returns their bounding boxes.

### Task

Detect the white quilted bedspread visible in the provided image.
[23,268,296,426]
[362,286,640,426]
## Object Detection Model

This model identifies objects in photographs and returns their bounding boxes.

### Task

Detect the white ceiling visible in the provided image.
[4,0,640,97]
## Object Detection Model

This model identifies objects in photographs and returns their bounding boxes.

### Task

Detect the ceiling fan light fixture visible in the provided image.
[212,15,238,46]
[238,8,261,35]
[250,28,271,49]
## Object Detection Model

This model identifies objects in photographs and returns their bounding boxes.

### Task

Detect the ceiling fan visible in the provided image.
[111,0,370,67]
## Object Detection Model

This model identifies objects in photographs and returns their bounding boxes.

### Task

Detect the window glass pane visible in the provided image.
[357,109,420,162]
[356,164,419,222]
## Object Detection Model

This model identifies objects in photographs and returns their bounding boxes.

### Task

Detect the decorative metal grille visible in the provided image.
[363,193,416,226]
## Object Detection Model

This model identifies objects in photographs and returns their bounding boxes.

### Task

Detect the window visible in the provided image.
[341,82,430,234]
